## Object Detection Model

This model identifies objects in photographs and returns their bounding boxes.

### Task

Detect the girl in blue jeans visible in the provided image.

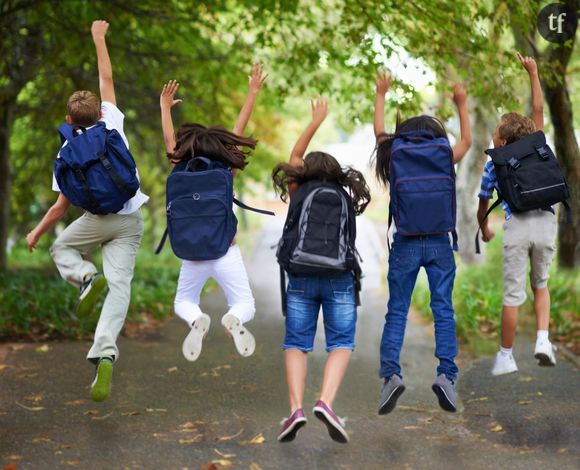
[272,97,370,443]
[373,73,471,414]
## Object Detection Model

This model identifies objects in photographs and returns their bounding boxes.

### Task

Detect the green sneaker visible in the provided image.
[76,273,107,318]
[90,356,114,402]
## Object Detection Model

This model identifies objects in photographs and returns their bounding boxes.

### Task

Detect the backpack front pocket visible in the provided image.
[167,195,234,260]
[395,177,455,235]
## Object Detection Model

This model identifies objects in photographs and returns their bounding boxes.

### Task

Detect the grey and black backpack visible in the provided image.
[276,180,361,313]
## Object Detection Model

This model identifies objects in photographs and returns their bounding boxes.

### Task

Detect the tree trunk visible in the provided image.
[0,99,15,272]
[456,105,495,264]
[544,83,580,268]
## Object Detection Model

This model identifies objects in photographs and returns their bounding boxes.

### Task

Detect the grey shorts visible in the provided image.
[502,210,557,307]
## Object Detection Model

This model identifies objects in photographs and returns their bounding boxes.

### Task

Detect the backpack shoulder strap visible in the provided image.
[233,197,275,216]
[280,266,287,316]
[155,228,169,255]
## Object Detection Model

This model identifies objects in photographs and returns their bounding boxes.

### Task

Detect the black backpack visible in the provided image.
[276,180,361,314]
[475,131,570,253]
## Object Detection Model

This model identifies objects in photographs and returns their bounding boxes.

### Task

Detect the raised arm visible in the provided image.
[26,193,71,252]
[91,20,115,105]
[517,52,544,131]
[289,97,328,168]
[451,83,471,163]
[160,80,183,158]
[374,72,391,141]
[232,63,268,136]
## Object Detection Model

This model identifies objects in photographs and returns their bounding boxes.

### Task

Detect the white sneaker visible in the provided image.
[221,313,255,357]
[534,341,557,366]
[491,351,518,376]
[182,314,211,362]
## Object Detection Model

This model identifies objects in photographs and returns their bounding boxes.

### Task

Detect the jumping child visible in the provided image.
[374,73,471,414]
[273,97,371,443]
[159,64,268,362]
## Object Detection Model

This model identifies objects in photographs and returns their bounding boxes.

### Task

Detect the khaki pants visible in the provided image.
[50,211,144,362]
[502,210,557,307]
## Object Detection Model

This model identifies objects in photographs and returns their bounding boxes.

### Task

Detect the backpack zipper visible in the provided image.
[520,183,565,194]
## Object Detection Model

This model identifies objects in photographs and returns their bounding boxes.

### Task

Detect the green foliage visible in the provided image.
[412,231,580,347]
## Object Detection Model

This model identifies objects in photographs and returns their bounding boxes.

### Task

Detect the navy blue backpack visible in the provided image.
[388,131,458,249]
[54,122,139,214]
[155,157,274,261]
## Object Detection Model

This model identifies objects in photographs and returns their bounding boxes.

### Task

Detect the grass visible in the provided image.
[411,231,580,354]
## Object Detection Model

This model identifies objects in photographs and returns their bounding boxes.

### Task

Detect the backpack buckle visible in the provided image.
[536,146,549,160]
[508,157,520,170]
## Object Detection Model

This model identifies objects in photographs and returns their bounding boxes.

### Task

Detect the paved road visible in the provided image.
[1,218,579,469]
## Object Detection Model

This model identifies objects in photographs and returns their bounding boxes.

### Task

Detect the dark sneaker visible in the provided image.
[182,314,211,362]
[313,400,349,443]
[432,374,457,412]
[378,374,405,415]
[90,356,114,402]
[76,273,107,318]
[278,408,307,442]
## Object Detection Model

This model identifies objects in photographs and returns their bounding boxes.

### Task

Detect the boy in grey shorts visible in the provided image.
[477,53,557,376]
[26,21,147,401]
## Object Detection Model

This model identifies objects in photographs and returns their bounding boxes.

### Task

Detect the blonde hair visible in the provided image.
[498,112,536,144]
[67,91,100,127]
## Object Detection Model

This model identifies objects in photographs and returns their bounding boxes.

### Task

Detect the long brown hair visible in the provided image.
[272,151,371,215]
[169,123,257,169]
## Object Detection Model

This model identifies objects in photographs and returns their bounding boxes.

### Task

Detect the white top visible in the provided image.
[52,101,149,215]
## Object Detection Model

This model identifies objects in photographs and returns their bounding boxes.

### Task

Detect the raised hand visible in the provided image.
[249,63,268,94]
[310,96,328,124]
[376,71,392,95]
[160,80,183,109]
[452,83,468,107]
[91,20,109,40]
[516,51,538,75]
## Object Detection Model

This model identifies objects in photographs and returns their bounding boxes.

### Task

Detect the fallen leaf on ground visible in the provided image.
[214,449,236,458]
[167,366,178,373]
[32,437,52,444]
[403,426,420,430]
[0,364,11,372]
[6,455,23,461]
[200,464,219,470]
[11,344,25,351]
[3,463,18,470]
[179,435,203,444]
[519,376,534,382]
[537,391,543,396]
[146,408,167,412]
[557,448,567,453]
[121,411,141,417]
[35,344,50,353]
[66,460,80,466]
[24,394,43,402]
[249,464,263,470]
[211,460,233,468]
[241,433,265,445]
[91,412,112,420]
[217,429,244,441]
[64,399,87,406]
[16,401,44,411]
[490,424,503,432]
[83,410,99,416]
[518,400,532,405]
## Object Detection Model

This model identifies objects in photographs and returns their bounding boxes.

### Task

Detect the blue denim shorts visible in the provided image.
[283,272,357,353]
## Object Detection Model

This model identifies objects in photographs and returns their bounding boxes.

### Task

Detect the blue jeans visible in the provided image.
[283,272,357,352]
[379,234,458,381]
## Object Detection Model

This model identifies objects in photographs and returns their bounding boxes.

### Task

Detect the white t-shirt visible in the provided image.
[52,101,149,215]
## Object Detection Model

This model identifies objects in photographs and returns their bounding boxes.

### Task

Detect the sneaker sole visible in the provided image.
[76,276,108,318]
[221,314,255,357]
[432,384,457,413]
[91,360,113,402]
[378,384,405,415]
[182,314,211,362]
[313,407,349,444]
[534,352,556,367]
[278,417,307,443]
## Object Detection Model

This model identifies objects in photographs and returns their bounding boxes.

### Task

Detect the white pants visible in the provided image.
[174,245,256,326]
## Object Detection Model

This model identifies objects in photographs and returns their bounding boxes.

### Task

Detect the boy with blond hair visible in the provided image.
[478,53,558,376]
[26,20,148,401]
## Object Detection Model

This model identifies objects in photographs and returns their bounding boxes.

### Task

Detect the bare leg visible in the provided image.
[319,349,352,407]
[285,349,308,412]
[501,305,519,349]
[532,287,550,331]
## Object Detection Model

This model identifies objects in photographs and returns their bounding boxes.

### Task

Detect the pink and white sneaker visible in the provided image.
[278,408,307,442]
[313,400,349,443]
